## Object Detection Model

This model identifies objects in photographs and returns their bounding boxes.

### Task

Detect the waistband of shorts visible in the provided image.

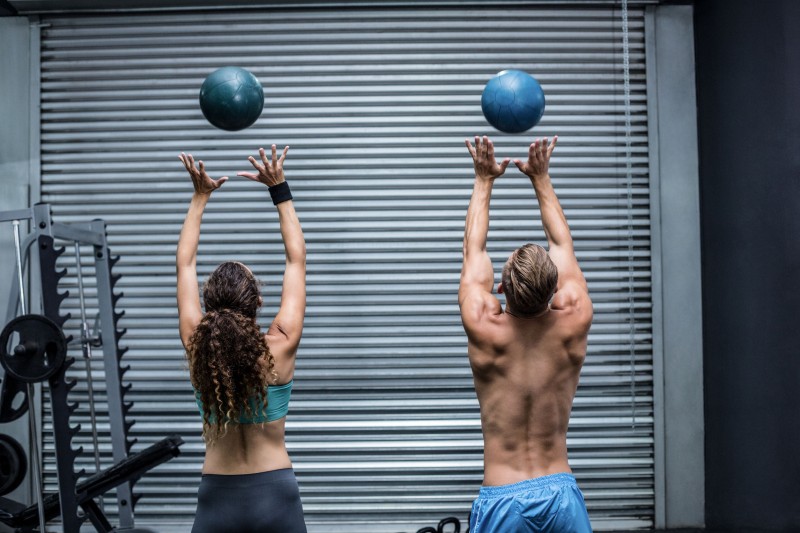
[478,472,577,498]
[200,467,296,487]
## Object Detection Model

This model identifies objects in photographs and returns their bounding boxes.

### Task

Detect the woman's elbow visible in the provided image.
[176,253,193,270]
[288,242,307,263]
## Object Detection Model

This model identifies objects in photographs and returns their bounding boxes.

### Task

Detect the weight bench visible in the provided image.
[0,435,183,532]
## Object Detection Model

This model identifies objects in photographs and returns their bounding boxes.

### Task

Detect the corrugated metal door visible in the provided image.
[39,5,654,531]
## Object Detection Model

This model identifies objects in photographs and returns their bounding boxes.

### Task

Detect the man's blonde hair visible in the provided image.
[501,244,558,317]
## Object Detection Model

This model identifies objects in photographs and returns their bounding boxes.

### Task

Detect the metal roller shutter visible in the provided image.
[39,5,654,531]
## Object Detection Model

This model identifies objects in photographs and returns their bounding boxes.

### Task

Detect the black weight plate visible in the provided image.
[0,375,28,423]
[0,314,67,383]
[0,434,27,496]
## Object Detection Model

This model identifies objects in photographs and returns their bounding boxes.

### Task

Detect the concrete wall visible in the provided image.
[695,0,800,530]
[0,16,34,512]
[646,4,705,528]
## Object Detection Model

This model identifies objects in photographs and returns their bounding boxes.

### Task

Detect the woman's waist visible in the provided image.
[202,452,292,475]
[198,467,299,489]
[203,434,291,475]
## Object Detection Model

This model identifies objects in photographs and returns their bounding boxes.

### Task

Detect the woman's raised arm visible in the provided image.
[238,145,306,353]
[176,153,228,349]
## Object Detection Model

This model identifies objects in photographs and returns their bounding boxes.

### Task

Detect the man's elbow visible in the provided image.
[547,235,572,250]
[463,237,486,252]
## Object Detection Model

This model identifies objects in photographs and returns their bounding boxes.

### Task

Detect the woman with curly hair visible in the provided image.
[176,145,307,533]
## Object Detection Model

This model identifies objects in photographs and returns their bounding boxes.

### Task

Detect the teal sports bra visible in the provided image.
[194,380,293,424]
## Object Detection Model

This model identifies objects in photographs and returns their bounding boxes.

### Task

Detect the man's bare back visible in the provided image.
[460,135,593,532]
[467,288,591,485]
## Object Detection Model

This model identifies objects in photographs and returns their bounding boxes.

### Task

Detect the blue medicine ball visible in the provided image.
[481,70,546,134]
[199,66,264,131]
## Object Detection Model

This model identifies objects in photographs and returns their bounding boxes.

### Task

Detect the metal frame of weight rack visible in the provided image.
[1,203,136,532]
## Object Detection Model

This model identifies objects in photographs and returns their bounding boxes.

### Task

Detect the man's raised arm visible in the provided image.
[459,136,510,329]
[514,136,589,300]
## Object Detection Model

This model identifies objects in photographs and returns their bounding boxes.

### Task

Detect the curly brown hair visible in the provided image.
[187,261,277,443]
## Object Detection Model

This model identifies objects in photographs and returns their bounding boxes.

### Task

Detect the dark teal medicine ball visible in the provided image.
[199,67,264,131]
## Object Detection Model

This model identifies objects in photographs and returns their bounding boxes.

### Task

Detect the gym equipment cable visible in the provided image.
[621,0,638,430]
[74,242,104,510]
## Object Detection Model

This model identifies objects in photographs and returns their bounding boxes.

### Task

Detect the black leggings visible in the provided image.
[192,468,307,533]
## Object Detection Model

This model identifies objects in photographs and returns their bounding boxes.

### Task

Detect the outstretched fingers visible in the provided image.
[179,152,197,172]
[547,135,558,156]
[242,145,290,186]
[466,135,509,178]
[488,140,510,172]
[237,171,260,182]
[200,161,227,189]
[532,138,547,163]
[465,139,477,159]
[247,155,264,173]
[278,145,289,165]
[474,136,484,160]
[256,144,289,169]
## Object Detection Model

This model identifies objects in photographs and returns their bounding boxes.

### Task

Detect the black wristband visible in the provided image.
[268,181,292,205]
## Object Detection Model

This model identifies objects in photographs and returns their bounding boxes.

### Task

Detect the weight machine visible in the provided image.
[0,203,183,533]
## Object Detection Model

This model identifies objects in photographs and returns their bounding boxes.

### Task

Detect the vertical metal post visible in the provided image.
[91,219,134,528]
[12,221,26,314]
[75,243,104,510]
[12,219,48,533]
[34,204,83,533]
[5,233,37,325]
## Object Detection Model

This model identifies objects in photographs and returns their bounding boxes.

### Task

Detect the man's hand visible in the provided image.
[238,144,289,187]
[465,135,510,182]
[514,136,558,181]
[179,152,228,195]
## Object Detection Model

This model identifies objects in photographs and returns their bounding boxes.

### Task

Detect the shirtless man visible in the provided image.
[460,135,593,532]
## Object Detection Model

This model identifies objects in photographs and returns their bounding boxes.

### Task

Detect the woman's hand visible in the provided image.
[179,152,228,195]
[237,145,289,187]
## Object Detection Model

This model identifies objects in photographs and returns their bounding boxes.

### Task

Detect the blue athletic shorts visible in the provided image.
[469,473,592,533]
